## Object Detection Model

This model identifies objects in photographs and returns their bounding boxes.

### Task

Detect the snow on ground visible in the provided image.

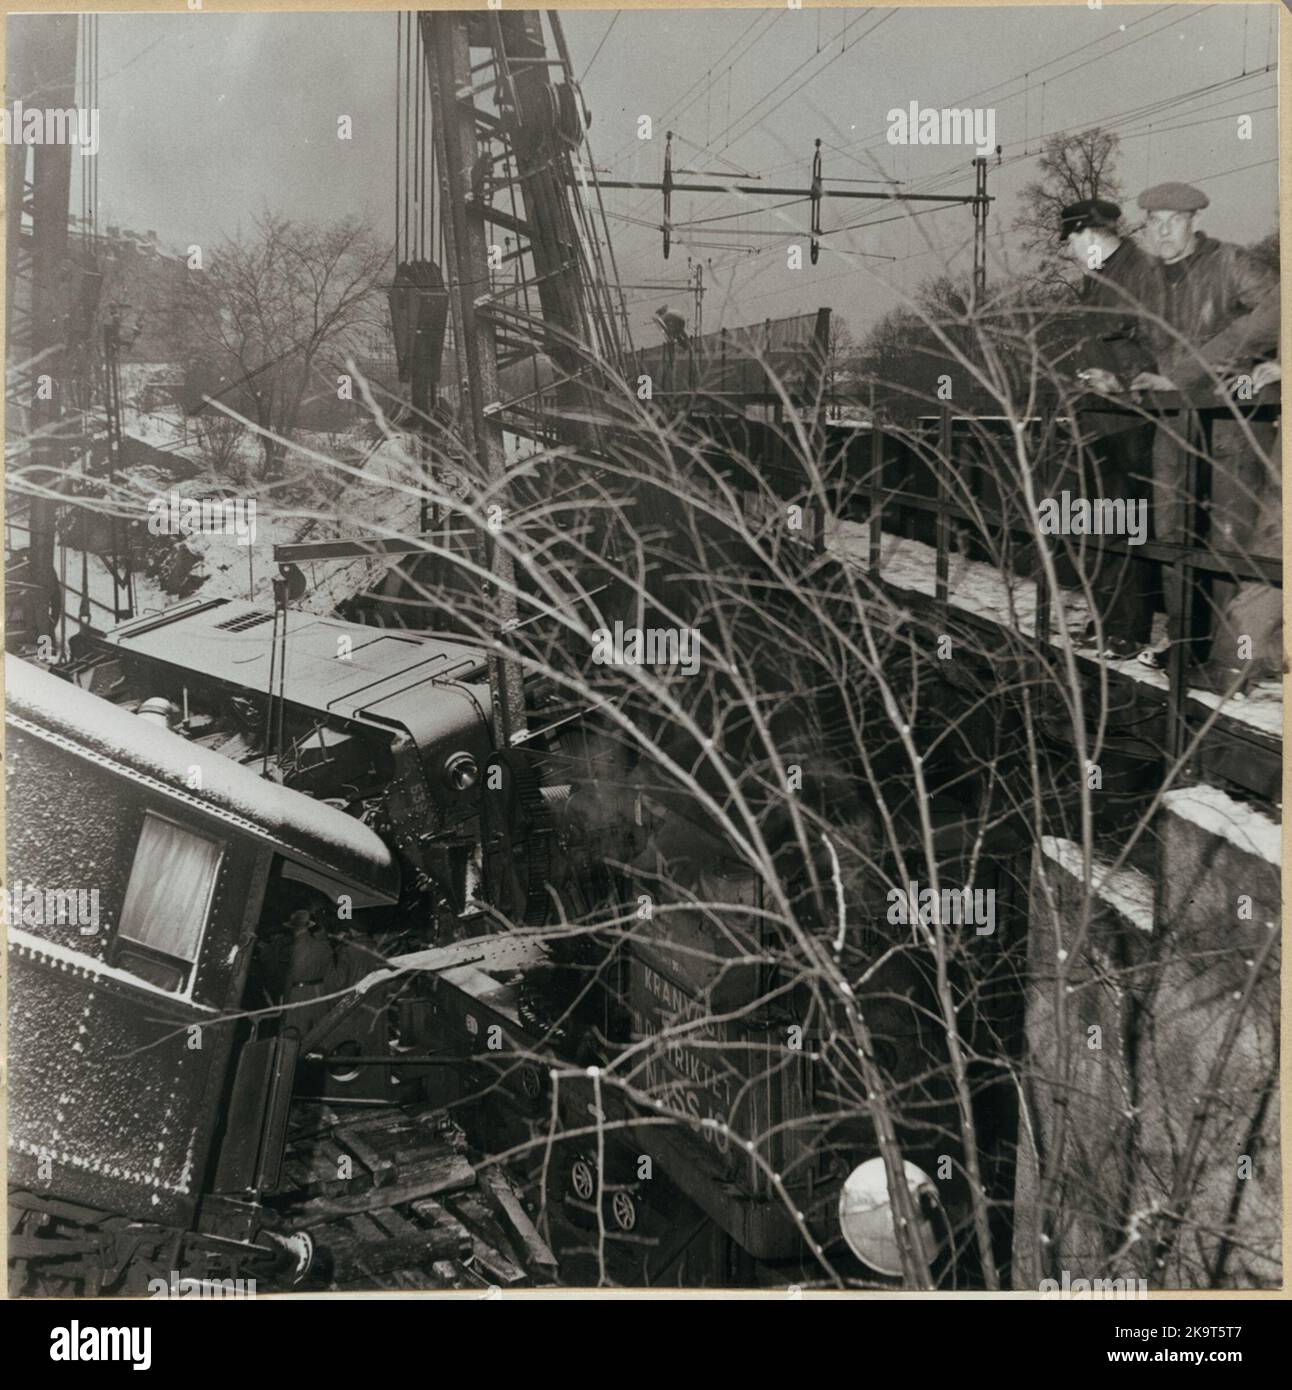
[182,430,535,617]
[8,516,167,643]
[12,430,434,641]
[1056,586,1281,740]
[827,517,1282,741]
[828,517,1099,637]
[1185,677,1283,741]
[1161,784,1281,867]
[1039,835,1156,934]
[143,431,427,617]
[124,404,193,454]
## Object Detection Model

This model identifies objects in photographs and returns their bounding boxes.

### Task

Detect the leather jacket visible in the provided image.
[1153,232,1279,392]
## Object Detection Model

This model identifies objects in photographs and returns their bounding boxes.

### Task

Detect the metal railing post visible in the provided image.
[936,405,951,604]
[869,419,883,575]
[1165,405,1205,770]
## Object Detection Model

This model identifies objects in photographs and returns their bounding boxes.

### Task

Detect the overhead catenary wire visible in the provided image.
[681,3,1209,203]
[612,9,903,244]
[576,5,1273,344]
[700,2,1182,198]
[612,7,889,232]
[619,0,1202,247]
[596,9,783,175]
[725,146,1277,317]
[816,3,1189,174]
[890,67,1276,204]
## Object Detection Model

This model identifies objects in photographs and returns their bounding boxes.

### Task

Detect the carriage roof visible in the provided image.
[5,655,400,907]
[104,598,490,755]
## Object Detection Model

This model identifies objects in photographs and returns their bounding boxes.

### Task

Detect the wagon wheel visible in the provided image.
[609,1189,639,1233]
[569,1157,597,1204]
[562,1152,643,1232]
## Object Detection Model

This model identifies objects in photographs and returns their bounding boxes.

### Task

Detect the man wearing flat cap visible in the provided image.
[1131,180,1281,693]
[1060,197,1160,658]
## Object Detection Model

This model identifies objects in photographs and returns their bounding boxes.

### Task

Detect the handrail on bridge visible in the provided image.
[850,392,1282,771]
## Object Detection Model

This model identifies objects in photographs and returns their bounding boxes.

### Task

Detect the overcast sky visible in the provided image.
[64,5,1283,342]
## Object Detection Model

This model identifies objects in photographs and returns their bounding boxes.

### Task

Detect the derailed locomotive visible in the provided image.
[8,577,1021,1290]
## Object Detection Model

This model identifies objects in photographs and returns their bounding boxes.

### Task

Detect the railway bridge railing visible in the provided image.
[834,391,1281,803]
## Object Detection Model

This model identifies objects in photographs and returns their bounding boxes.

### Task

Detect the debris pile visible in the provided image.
[271,1101,559,1291]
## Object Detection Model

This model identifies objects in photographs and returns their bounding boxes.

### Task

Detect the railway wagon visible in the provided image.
[34,596,1009,1286]
[420,723,1012,1285]
[453,809,1014,1285]
[5,655,401,1294]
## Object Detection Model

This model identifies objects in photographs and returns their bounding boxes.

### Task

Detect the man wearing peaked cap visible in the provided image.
[1060,195,1161,658]
[1058,197,1124,240]
[1131,179,1281,693]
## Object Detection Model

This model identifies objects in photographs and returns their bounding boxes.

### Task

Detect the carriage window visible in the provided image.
[115,813,224,995]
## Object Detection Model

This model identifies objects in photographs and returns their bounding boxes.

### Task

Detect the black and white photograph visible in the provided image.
[2,1,1284,1316]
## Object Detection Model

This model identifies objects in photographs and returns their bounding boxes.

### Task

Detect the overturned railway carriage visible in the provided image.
[5,655,400,1293]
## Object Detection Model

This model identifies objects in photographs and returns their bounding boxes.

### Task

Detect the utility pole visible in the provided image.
[972,149,999,298]
[690,258,705,342]
[686,258,705,388]
[102,306,137,621]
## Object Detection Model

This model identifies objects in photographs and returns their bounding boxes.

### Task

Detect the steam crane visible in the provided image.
[422,8,632,436]
[417,7,633,743]
[283,9,643,746]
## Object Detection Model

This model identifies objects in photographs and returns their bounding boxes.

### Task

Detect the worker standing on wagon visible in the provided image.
[654,304,690,350]
[1061,197,1160,659]
[654,304,690,392]
[1129,181,1281,693]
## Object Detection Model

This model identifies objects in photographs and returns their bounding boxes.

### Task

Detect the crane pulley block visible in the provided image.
[387,260,451,388]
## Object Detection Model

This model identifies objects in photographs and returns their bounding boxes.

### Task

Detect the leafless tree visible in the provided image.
[195,411,249,484]
[162,213,389,476]
[1015,128,1125,299]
